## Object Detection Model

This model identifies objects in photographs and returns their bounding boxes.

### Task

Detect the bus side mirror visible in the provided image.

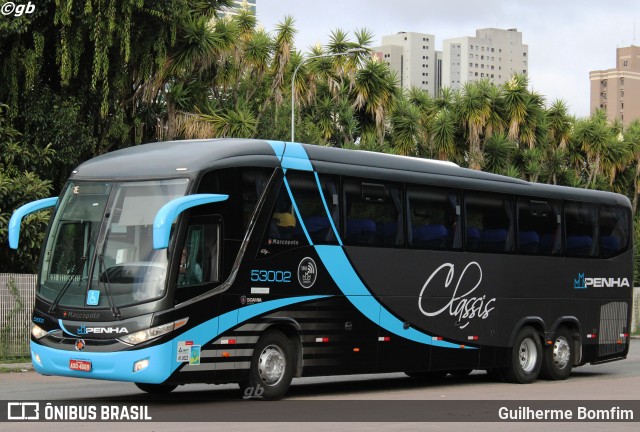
[153,194,228,250]
[9,197,59,249]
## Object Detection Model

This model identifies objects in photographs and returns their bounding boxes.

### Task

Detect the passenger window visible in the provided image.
[344,179,404,247]
[599,205,630,258]
[260,180,306,254]
[564,202,598,257]
[286,171,339,245]
[407,186,461,250]
[517,198,562,255]
[464,193,514,252]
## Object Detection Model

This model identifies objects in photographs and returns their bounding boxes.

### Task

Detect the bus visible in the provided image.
[9,138,633,400]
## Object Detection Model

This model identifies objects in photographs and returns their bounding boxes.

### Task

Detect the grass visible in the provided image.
[0,356,31,373]
[0,356,30,364]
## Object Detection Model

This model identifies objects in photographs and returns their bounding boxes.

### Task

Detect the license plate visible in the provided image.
[69,359,92,372]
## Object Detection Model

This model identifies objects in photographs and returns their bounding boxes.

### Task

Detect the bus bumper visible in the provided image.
[29,340,175,384]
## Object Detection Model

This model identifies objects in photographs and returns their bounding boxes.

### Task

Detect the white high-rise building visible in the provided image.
[442,28,528,90]
[373,32,440,96]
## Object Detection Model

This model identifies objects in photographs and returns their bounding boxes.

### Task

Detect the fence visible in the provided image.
[0,274,639,358]
[0,274,36,358]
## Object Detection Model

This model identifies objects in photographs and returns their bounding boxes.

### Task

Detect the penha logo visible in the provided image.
[77,325,128,335]
[574,273,630,289]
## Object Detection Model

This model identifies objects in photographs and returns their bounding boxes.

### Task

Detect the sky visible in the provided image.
[256,0,640,118]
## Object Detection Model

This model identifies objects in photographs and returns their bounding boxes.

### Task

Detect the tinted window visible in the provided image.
[564,202,598,257]
[344,179,404,247]
[408,186,461,250]
[517,198,562,255]
[599,205,630,258]
[286,171,339,245]
[261,179,306,253]
[465,193,514,252]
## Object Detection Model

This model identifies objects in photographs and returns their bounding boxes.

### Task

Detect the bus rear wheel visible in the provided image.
[540,327,574,380]
[239,330,294,400]
[134,382,177,394]
[503,326,542,384]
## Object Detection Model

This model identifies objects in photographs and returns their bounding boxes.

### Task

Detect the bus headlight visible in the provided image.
[118,318,188,345]
[31,324,48,340]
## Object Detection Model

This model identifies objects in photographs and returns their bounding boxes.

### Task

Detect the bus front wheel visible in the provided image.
[540,327,574,380]
[503,326,542,384]
[239,330,294,400]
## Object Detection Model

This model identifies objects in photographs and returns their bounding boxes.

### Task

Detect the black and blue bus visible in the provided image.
[9,139,633,399]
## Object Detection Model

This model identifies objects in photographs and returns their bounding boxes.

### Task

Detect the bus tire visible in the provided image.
[503,326,542,384]
[134,382,177,394]
[240,330,294,400]
[540,327,574,380]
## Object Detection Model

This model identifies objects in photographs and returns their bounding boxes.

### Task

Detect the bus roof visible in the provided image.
[71,138,631,207]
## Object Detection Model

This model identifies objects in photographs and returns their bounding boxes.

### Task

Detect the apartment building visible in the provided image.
[590,45,640,127]
[373,32,440,96]
[442,28,528,90]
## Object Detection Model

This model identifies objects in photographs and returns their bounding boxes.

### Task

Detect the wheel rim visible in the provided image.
[258,344,286,386]
[518,338,538,373]
[553,336,571,370]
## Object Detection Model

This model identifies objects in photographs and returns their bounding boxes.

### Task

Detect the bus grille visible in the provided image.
[598,301,628,357]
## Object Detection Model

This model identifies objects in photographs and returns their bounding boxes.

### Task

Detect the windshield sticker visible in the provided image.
[86,290,100,306]
[189,345,201,365]
[177,341,193,363]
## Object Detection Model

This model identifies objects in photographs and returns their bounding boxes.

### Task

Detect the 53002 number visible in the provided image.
[250,270,292,283]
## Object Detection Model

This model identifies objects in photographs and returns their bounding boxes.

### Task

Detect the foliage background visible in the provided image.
[1,0,640,280]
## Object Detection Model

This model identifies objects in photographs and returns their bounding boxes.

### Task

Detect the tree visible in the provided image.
[624,119,640,212]
[0,105,54,273]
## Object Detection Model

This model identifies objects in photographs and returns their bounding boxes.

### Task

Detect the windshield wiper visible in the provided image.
[98,254,121,320]
[49,255,87,314]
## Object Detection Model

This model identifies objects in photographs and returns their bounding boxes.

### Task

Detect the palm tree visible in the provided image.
[483,132,516,174]
[502,74,529,143]
[544,147,567,185]
[572,110,613,188]
[484,83,506,139]
[624,119,640,211]
[546,99,572,149]
[517,91,546,149]
[430,108,457,161]
[352,57,398,147]
[406,86,436,157]
[269,16,297,110]
[389,96,420,156]
[456,80,491,170]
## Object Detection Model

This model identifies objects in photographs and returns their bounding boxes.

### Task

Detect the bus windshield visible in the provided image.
[39,178,189,309]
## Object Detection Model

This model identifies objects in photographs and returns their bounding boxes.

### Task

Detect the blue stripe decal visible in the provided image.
[283,176,313,245]
[58,320,77,337]
[315,245,473,350]
[266,140,286,160]
[313,172,343,246]
[266,141,313,171]
[34,295,329,383]
[267,138,467,349]
[282,143,313,171]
